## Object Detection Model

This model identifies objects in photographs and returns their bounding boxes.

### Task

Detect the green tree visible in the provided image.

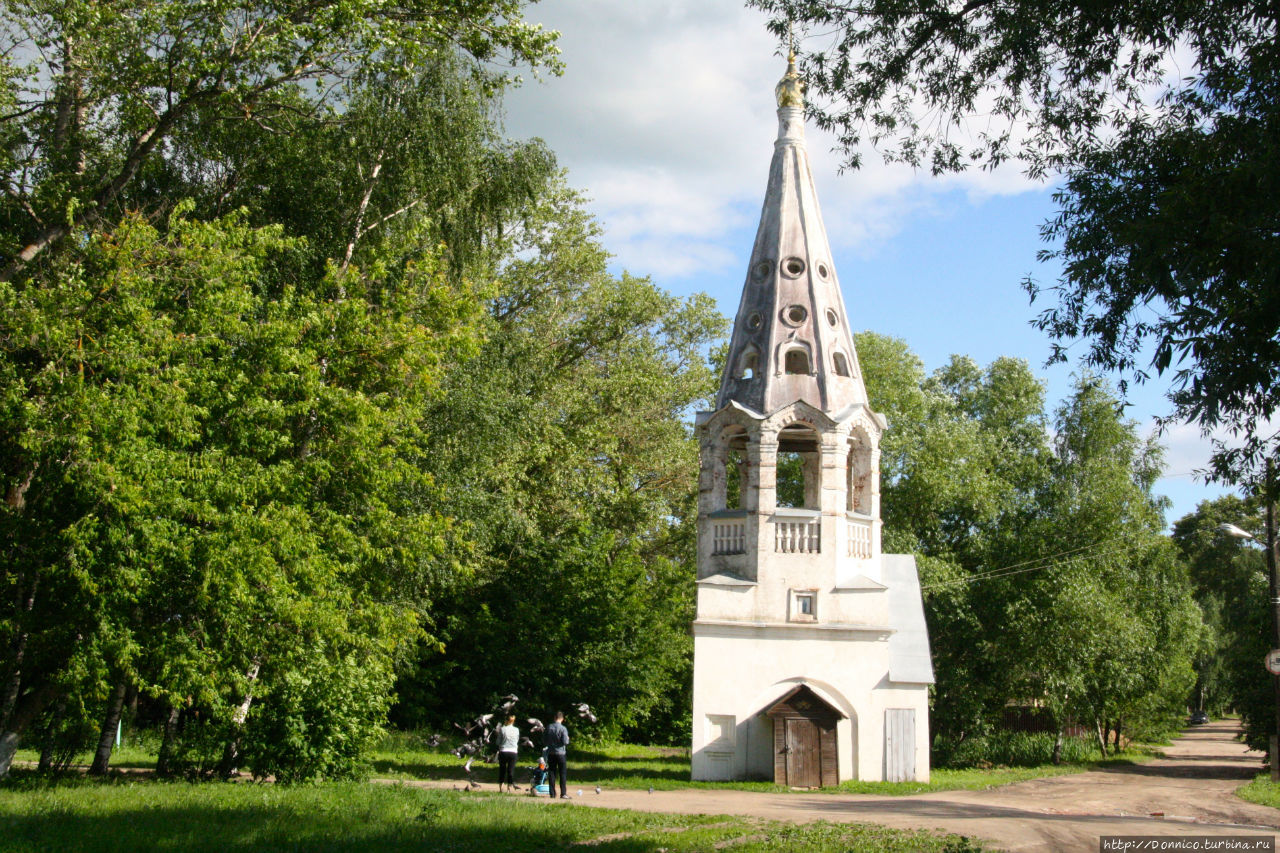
[395,187,724,741]
[750,0,1279,485]
[0,206,479,778]
[856,333,1200,757]
[1,4,569,777]
[163,58,558,281]
[1172,495,1269,746]
[0,0,559,282]
[857,334,1053,747]
[995,377,1198,754]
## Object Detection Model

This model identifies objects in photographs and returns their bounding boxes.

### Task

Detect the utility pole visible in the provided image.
[1267,459,1280,781]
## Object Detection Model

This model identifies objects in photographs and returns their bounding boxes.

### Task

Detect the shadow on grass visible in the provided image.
[0,780,686,853]
[1,808,661,853]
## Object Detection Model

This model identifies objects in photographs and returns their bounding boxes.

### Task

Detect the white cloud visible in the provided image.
[1150,414,1280,480]
[1152,419,1218,480]
[503,0,1053,280]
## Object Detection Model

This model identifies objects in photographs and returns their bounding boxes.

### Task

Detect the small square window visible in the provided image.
[790,589,818,622]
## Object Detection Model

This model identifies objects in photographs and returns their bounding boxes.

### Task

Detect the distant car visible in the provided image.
[1189,710,1209,725]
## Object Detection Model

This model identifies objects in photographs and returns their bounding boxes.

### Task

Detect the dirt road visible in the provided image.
[510,720,1279,851]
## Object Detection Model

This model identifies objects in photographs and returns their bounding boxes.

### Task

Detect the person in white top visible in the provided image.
[497,715,520,792]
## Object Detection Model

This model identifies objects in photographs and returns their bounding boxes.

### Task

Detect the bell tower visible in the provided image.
[690,54,932,786]
[700,51,884,585]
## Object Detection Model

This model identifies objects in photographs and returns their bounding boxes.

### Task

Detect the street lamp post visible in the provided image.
[1219,471,1280,781]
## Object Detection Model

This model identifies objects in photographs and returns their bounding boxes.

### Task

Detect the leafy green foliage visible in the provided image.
[165,58,559,281]
[0,0,560,281]
[751,0,1280,486]
[1171,496,1270,750]
[750,0,1268,178]
[395,187,724,743]
[0,205,480,778]
[1031,97,1280,484]
[857,333,1200,757]
[938,732,1106,769]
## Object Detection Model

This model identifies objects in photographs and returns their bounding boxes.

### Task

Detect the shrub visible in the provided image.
[240,654,394,783]
[935,731,1096,768]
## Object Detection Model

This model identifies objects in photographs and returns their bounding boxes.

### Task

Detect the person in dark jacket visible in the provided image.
[543,711,570,799]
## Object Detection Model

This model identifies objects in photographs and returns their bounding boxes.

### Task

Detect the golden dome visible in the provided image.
[775,51,804,108]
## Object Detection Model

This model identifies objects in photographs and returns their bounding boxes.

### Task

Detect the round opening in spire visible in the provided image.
[782,305,808,326]
[816,262,830,279]
[826,309,839,327]
[781,257,806,278]
[746,312,763,330]
[751,259,773,281]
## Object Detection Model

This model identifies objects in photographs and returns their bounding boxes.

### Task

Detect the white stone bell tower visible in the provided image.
[690,54,933,785]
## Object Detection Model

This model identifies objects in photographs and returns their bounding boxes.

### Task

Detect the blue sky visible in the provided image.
[501,0,1236,525]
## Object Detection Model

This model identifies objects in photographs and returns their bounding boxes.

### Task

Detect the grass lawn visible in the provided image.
[0,775,985,852]
[371,731,1158,795]
[15,730,1159,798]
[1236,774,1280,809]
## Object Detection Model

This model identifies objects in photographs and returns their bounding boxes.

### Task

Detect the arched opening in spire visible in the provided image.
[737,347,759,381]
[833,351,851,377]
[776,423,820,509]
[783,346,811,375]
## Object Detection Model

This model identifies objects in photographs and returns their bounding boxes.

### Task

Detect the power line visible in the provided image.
[921,536,1137,590]
[959,534,1129,580]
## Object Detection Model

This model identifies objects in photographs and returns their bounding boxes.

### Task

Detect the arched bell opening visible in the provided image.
[711,425,752,512]
[776,423,820,510]
[846,430,874,515]
[723,431,749,511]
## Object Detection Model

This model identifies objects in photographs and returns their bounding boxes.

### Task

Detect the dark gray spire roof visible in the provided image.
[716,62,869,416]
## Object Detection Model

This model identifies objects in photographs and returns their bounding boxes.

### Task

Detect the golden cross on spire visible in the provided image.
[775,21,804,108]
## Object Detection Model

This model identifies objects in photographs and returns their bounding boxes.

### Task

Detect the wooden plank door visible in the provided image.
[785,718,821,787]
[884,709,916,782]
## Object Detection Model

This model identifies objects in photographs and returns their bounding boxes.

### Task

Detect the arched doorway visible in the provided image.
[764,684,843,787]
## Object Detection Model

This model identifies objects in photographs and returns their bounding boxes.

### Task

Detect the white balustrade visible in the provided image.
[711,519,747,555]
[774,518,820,553]
[846,514,872,559]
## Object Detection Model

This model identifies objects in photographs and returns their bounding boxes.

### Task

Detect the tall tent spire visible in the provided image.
[716,55,869,416]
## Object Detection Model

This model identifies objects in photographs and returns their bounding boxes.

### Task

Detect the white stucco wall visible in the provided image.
[690,620,930,783]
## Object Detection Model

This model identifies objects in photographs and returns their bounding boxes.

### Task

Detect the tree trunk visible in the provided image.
[1112,722,1122,753]
[0,682,57,779]
[1052,728,1064,765]
[1094,719,1108,758]
[88,681,128,775]
[0,633,26,729]
[36,698,67,773]
[156,704,181,777]
[124,683,138,731]
[217,659,261,778]
[0,574,39,730]
[339,149,385,276]
[0,732,19,779]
